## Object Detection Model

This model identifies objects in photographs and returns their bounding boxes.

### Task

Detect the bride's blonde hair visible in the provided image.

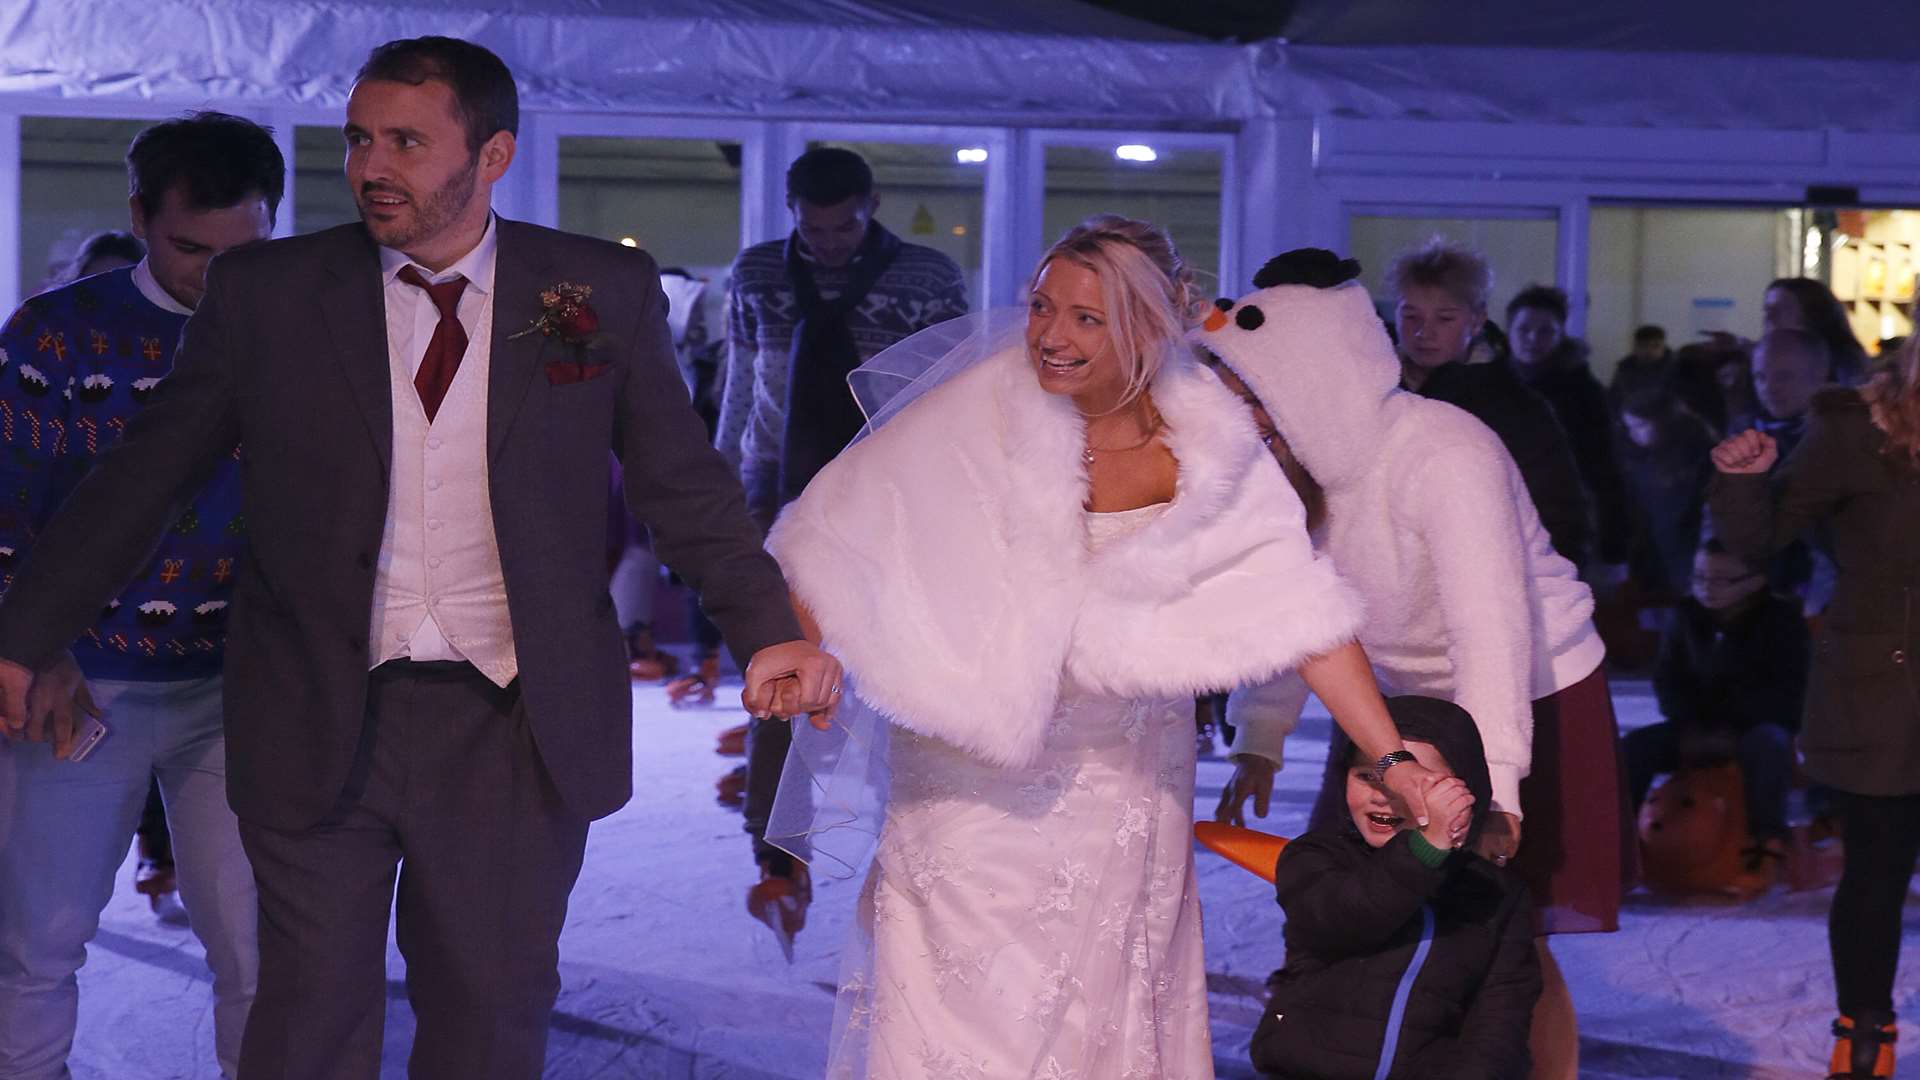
[1028,214,1203,409]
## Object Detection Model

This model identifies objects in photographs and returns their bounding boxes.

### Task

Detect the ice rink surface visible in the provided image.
[64,677,1920,1078]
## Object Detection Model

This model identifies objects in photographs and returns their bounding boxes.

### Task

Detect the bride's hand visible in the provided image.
[1380,760,1441,831]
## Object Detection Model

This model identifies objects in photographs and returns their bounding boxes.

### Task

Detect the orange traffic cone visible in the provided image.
[1195,821,1291,883]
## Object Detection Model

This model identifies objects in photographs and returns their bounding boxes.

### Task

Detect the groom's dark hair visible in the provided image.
[356,36,518,156]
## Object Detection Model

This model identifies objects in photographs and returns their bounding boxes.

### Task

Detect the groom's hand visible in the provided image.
[742,641,843,730]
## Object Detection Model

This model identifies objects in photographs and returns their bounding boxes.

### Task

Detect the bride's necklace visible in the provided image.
[1082,412,1165,466]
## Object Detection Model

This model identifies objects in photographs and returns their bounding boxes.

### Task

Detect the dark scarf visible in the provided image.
[1753,409,1807,458]
[778,221,903,505]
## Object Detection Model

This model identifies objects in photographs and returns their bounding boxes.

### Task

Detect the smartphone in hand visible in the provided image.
[66,715,110,762]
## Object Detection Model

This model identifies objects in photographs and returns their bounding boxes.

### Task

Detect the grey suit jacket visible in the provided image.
[0,219,801,829]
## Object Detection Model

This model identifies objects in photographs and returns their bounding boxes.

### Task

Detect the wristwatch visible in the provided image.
[1372,749,1417,781]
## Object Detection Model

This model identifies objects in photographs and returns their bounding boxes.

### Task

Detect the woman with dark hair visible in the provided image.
[1711,336,1920,1079]
[1385,238,1594,566]
[51,230,145,286]
[1204,251,1625,1080]
[1764,277,1868,385]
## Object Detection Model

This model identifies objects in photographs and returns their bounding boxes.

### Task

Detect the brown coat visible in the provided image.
[1709,388,1920,796]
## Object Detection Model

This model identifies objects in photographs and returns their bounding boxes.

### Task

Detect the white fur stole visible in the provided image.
[767,344,1363,768]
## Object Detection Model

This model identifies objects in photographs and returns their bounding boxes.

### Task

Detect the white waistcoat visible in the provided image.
[368,293,518,687]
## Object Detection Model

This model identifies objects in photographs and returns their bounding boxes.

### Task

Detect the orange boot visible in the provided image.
[1829,1012,1896,1078]
[667,653,721,707]
[715,765,747,809]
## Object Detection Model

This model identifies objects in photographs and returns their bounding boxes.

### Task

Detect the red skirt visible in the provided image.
[1510,666,1634,935]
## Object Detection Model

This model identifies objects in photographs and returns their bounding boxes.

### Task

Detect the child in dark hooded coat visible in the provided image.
[1253,696,1542,1080]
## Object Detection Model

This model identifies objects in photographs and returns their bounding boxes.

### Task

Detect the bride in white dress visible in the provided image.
[767,215,1445,1079]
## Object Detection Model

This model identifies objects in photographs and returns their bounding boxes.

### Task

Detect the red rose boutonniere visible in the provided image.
[511,281,614,385]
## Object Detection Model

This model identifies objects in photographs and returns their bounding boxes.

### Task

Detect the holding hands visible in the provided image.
[1710,429,1778,474]
[1379,757,1443,832]
[1420,775,1476,852]
[741,640,843,730]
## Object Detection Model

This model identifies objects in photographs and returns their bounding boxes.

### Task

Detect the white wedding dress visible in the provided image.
[828,504,1213,1080]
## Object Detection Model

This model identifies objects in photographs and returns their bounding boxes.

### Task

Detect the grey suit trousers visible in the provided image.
[236,660,588,1079]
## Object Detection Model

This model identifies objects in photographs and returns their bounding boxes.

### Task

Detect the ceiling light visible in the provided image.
[619,236,639,248]
[955,147,989,164]
[1114,144,1158,163]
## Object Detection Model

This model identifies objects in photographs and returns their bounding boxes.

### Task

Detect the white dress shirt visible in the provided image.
[366,215,518,686]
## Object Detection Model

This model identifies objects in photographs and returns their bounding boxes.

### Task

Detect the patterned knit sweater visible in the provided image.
[714,228,968,514]
[0,266,243,680]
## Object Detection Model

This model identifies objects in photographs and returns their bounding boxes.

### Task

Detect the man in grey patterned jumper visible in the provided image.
[714,146,967,918]
[716,148,969,524]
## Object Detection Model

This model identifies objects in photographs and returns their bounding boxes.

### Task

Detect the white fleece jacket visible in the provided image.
[1195,279,1604,817]
[768,340,1364,769]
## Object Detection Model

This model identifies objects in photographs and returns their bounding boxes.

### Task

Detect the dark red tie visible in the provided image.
[397,265,469,422]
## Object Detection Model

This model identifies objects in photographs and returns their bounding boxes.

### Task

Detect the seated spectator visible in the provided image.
[1388,237,1594,566]
[1507,285,1632,572]
[1764,277,1867,385]
[1255,697,1540,1080]
[1623,539,1809,892]
[1608,324,1672,410]
[1619,387,1719,599]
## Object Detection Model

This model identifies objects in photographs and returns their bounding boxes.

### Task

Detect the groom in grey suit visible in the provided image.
[0,37,840,1079]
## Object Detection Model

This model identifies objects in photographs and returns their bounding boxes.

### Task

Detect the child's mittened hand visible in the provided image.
[1419,778,1475,851]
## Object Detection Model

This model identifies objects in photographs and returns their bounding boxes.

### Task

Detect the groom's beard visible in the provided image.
[357,158,479,252]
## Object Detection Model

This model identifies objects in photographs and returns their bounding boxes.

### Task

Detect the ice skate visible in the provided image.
[667,653,721,707]
[715,764,746,809]
[746,862,810,962]
[714,723,748,757]
[1829,1012,1896,1079]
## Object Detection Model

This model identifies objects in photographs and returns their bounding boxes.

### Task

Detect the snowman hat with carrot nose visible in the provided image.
[1191,248,1403,491]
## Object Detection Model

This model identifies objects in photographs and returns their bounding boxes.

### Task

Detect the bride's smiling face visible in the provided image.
[1027,259,1127,404]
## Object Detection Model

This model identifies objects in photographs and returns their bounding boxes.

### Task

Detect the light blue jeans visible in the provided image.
[0,674,256,1079]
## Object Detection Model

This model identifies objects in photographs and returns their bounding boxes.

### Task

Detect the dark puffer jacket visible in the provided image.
[1413,359,1594,567]
[1253,698,1541,1080]
[1514,340,1633,565]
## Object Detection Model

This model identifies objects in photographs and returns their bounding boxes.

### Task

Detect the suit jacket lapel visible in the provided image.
[488,219,554,464]
[318,230,394,477]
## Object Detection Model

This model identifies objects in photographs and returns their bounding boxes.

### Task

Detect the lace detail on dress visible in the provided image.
[823,501,1213,1079]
